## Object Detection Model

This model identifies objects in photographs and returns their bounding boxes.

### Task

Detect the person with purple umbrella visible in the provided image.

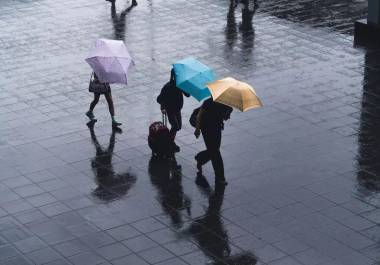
[86,72,122,128]
[85,38,133,128]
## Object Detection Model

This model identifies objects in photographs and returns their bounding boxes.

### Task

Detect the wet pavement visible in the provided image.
[0,0,379,264]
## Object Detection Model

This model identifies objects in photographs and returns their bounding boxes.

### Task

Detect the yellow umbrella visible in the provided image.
[207,77,263,112]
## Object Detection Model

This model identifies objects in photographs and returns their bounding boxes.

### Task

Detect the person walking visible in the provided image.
[110,0,136,41]
[240,0,258,31]
[194,98,233,187]
[86,72,122,127]
[157,69,190,152]
[106,0,137,6]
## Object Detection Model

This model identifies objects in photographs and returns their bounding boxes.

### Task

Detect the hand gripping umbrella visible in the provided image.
[85,39,134,84]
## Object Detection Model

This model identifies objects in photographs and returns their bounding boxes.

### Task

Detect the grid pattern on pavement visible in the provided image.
[0,0,379,265]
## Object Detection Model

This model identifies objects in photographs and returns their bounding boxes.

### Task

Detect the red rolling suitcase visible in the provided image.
[148,114,174,157]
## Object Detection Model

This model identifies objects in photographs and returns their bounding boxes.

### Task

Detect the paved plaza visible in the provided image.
[0,0,379,264]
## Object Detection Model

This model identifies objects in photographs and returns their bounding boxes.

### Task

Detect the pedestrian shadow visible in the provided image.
[110,1,136,40]
[224,0,258,61]
[181,185,257,264]
[148,156,192,229]
[88,122,136,202]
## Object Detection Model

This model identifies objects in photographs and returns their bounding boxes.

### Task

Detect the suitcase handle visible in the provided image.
[162,113,167,127]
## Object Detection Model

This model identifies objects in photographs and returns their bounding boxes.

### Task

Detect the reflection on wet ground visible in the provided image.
[0,0,379,264]
[149,156,191,229]
[225,0,257,60]
[111,1,136,40]
[182,185,258,265]
[259,0,367,34]
[88,123,136,202]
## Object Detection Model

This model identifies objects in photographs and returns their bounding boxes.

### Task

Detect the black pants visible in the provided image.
[196,126,225,181]
[167,111,182,139]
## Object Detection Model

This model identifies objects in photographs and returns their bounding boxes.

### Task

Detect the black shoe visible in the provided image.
[132,0,138,6]
[195,155,202,174]
[173,143,180,153]
[196,173,210,188]
[215,179,228,187]
[112,126,123,134]
[172,164,182,170]
[86,111,97,122]
[86,120,96,128]
[214,184,226,194]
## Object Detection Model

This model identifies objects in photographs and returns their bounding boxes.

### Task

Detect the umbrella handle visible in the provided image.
[162,113,167,127]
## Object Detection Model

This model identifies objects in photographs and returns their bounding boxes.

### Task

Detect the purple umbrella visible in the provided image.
[85,39,133,84]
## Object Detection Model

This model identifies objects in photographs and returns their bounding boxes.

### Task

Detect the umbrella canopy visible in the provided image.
[85,39,133,84]
[173,57,215,101]
[207,77,263,112]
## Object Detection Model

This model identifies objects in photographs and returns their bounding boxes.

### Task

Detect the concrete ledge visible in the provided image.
[354,19,380,46]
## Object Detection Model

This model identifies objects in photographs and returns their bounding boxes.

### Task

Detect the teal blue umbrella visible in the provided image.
[173,57,216,101]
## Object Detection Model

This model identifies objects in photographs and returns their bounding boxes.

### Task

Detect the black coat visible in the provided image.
[201,98,233,129]
[157,81,189,113]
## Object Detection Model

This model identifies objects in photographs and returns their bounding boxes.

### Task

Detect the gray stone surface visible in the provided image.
[0,0,379,264]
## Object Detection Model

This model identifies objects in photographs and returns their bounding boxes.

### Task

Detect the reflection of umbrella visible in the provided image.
[207,77,263,112]
[173,57,215,101]
[85,39,133,84]
[93,172,137,202]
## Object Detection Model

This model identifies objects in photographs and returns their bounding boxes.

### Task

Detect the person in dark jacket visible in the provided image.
[194,98,233,187]
[157,69,190,152]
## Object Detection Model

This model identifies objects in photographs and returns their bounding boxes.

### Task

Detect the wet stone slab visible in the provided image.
[0,0,379,264]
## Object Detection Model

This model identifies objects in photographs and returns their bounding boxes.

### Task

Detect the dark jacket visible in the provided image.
[201,98,233,129]
[157,82,189,113]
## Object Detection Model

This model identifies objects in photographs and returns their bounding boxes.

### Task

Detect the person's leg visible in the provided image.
[87,94,100,121]
[211,150,225,184]
[89,94,100,112]
[195,150,210,166]
[206,127,226,185]
[195,127,213,174]
[167,111,181,152]
[104,92,122,126]
[167,112,181,140]
[104,92,115,116]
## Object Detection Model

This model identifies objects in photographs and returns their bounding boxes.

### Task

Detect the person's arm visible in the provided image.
[157,85,167,114]
[194,107,204,138]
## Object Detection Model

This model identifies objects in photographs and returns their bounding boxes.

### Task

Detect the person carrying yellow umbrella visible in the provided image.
[194,77,262,187]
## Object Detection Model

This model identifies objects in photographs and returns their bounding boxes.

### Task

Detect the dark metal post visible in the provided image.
[368,0,380,24]
[354,0,380,46]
